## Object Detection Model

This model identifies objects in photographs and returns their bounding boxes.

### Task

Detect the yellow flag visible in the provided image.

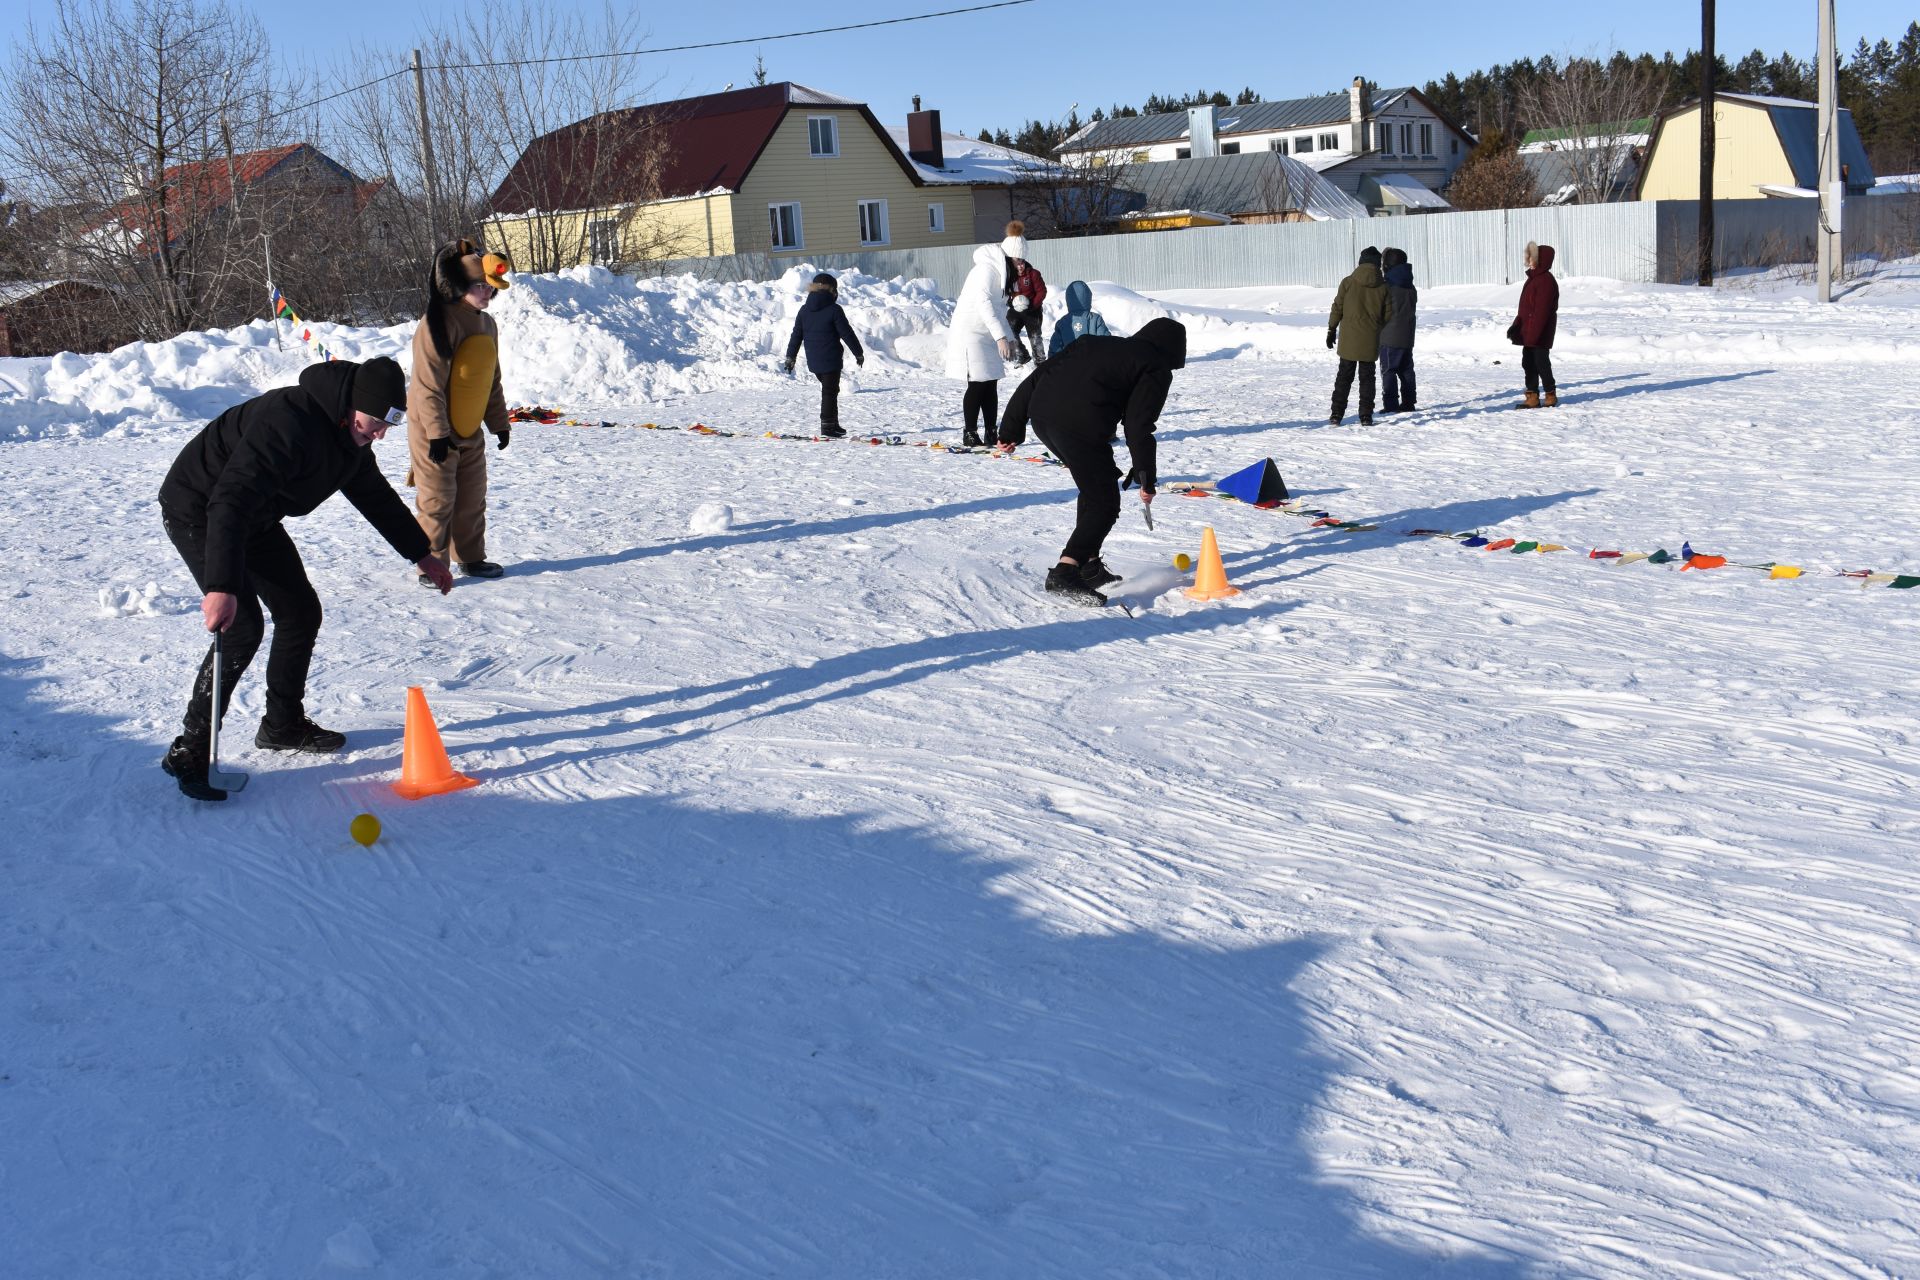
[1769,564,1802,579]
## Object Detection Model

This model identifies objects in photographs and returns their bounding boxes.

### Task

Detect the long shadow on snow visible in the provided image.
[453,599,1307,779]
[5,671,1543,1279]
[511,488,1066,578]
[1414,369,1774,423]
[1218,488,1602,589]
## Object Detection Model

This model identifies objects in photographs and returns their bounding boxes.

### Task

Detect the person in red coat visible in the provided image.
[1510,241,1559,408]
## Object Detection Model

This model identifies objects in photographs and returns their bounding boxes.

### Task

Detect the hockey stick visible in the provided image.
[206,628,249,793]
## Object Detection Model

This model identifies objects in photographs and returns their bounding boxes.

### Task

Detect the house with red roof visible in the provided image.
[483,83,1050,268]
[92,142,390,256]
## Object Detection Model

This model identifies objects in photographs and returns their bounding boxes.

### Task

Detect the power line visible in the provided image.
[274,69,409,122]
[425,0,1037,73]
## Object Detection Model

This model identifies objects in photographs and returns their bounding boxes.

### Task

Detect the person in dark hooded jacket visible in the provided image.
[1377,248,1418,413]
[156,357,454,800]
[1511,241,1560,408]
[997,318,1187,605]
[1047,280,1112,357]
[785,273,864,437]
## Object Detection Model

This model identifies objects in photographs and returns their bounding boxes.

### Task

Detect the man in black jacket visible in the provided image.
[156,356,454,801]
[997,318,1186,605]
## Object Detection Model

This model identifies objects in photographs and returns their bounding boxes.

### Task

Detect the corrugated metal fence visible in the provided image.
[630,196,1920,295]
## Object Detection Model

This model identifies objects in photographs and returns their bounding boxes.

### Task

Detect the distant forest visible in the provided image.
[979,22,1920,174]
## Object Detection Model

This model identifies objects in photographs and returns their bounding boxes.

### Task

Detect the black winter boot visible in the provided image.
[1078,557,1122,590]
[819,424,846,438]
[255,716,347,754]
[460,560,505,578]
[161,735,227,802]
[1045,563,1107,606]
[962,427,983,448]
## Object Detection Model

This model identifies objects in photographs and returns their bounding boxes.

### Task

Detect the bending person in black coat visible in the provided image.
[997,318,1187,605]
[155,356,454,801]
[784,272,864,437]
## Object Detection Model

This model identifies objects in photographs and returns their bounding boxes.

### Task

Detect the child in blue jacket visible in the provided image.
[785,273,864,437]
[1047,280,1112,357]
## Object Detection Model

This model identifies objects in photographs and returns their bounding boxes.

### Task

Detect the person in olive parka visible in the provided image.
[156,357,454,801]
[997,318,1188,605]
[1326,245,1394,426]
[784,272,864,437]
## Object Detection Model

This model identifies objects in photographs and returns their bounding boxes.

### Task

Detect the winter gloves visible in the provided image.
[856,354,864,368]
[1326,328,1337,350]
[496,428,509,452]
[784,358,797,374]
[428,436,451,464]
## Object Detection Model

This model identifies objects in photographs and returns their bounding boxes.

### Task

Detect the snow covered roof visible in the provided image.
[1872,173,1920,195]
[881,126,1055,186]
[1368,173,1451,210]
[0,279,115,307]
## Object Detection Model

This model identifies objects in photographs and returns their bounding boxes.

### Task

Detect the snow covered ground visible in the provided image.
[4,262,1919,1278]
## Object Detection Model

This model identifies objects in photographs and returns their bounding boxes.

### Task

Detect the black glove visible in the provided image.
[855,354,864,368]
[427,436,451,464]
[784,358,796,374]
[1326,329,1337,350]
[1121,466,1138,491]
[495,428,509,452]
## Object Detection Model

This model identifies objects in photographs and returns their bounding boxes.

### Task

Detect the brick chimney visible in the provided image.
[1350,76,1369,152]
[907,101,945,169]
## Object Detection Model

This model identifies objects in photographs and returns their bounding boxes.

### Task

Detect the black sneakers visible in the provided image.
[1078,557,1122,590]
[254,717,347,754]
[1045,563,1107,606]
[460,560,505,578]
[160,736,227,802]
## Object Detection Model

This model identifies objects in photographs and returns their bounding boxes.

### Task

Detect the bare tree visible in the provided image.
[1003,118,1137,237]
[1,0,302,338]
[1445,128,1542,211]
[1518,51,1667,203]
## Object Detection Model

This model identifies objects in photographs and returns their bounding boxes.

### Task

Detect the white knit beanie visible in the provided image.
[1000,219,1029,261]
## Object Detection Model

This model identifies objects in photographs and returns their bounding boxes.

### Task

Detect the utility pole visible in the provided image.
[1699,0,1716,285]
[1816,0,1841,302]
[411,49,441,250]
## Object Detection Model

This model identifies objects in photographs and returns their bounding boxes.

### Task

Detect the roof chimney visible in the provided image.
[907,105,945,169]
[1187,104,1218,158]
[1350,76,1369,150]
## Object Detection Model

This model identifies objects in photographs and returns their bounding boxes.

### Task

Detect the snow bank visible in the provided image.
[1,265,955,443]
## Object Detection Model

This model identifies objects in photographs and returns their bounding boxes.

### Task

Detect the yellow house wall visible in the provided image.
[734,108,980,255]
[486,195,734,267]
[1639,102,1799,200]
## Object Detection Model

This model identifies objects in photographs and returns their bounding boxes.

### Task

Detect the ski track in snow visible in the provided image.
[4,271,1920,1278]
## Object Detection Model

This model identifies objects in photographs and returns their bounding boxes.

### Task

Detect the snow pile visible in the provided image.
[96,581,193,618]
[1,265,956,443]
[687,502,734,534]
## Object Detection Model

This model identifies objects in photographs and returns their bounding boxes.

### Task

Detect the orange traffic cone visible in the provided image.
[394,686,479,800]
[1183,526,1242,600]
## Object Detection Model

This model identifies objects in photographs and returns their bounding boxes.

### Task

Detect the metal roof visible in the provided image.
[1063,89,1409,153]
[1115,152,1371,222]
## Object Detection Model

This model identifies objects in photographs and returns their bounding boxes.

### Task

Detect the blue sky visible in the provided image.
[17,0,1917,137]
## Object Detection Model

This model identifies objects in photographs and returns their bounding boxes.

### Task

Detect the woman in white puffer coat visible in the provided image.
[943,229,1020,445]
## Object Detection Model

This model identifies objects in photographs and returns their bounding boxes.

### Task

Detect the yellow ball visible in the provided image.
[349,813,382,847]
[1174,553,1193,572]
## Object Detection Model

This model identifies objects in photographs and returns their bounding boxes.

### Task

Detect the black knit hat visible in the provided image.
[1359,245,1382,266]
[352,356,407,425]
[811,272,838,291]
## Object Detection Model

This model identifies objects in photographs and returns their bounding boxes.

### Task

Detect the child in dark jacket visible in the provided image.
[1510,242,1559,409]
[785,273,864,436]
[1378,248,1417,413]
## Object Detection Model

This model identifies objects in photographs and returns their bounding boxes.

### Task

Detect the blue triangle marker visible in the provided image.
[1217,458,1289,506]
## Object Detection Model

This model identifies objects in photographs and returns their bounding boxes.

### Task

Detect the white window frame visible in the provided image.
[1294,135,1313,154]
[1220,141,1241,155]
[1421,123,1435,156]
[807,116,839,157]
[587,217,620,264]
[1377,121,1393,154]
[768,201,803,251]
[1318,132,1338,152]
[858,198,889,246]
[1269,137,1288,155]
[927,202,945,233]
[1400,123,1413,155]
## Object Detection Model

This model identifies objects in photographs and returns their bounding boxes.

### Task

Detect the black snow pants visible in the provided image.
[816,369,841,430]
[1522,347,1556,395]
[164,514,322,740]
[1033,423,1122,566]
[1331,358,1376,421]
[1379,345,1416,411]
[1007,309,1045,364]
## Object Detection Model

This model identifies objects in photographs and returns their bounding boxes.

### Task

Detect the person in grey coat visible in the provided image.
[1378,248,1417,413]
